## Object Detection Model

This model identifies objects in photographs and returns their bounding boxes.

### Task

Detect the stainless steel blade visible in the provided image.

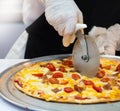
[72,31,100,77]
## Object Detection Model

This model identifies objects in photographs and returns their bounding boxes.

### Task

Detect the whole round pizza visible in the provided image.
[13,56,120,104]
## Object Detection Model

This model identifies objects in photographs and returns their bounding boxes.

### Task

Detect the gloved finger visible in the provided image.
[104,46,116,55]
[95,36,106,54]
[88,26,107,38]
[55,23,65,36]
[64,18,77,36]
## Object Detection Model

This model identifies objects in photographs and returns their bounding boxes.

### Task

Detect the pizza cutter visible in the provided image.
[72,24,100,77]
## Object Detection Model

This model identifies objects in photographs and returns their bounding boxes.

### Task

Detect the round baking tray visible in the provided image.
[0,54,120,111]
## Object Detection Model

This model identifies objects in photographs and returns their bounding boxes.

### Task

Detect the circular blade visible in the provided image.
[72,35,100,77]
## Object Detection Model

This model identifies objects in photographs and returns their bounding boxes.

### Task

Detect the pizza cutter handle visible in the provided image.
[75,24,89,62]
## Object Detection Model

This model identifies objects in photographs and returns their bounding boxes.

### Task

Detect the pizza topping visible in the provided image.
[83,80,94,86]
[92,85,102,93]
[60,79,68,85]
[48,77,59,84]
[83,80,102,92]
[52,72,63,78]
[96,70,105,78]
[118,74,120,78]
[109,79,120,89]
[42,75,48,83]
[51,88,61,93]
[103,65,111,70]
[100,64,103,68]
[64,87,74,93]
[101,77,110,82]
[72,74,80,80]
[74,94,90,100]
[103,83,112,90]
[62,60,73,67]
[118,80,120,83]
[58,66,66,72]
[37,90,43,95]
[46,63,56,71]
[14,80,23,87]
[74,85,84,93]
[117,85,120,89]
[116,64,120,71]
[32,73,43,78]
[110,79,118,86]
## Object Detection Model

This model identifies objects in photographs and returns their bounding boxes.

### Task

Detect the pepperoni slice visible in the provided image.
[52,72,63,78]
[46,63,56,71]
[72,74,80,80]
[116,64,120,71]
[58,66,66,72]
[62,60,73,67]
[92,85,102,93]
[64,87,73,93]
[96,70,105,78]
[83,80,94,86]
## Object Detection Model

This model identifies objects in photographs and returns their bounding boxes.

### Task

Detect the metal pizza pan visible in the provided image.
[0,54,120,111]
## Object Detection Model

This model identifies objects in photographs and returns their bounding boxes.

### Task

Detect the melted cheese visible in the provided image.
[14,57,120,103]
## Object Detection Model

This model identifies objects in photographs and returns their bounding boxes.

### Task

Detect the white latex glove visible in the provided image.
[23,0,45,26]
[89,24,120,55]
[105,24,120,55]
[88,26,107,54]
[43,0,84,47]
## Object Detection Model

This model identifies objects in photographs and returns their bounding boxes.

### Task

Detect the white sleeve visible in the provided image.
[5,31,28,59]
[23,0,45,26]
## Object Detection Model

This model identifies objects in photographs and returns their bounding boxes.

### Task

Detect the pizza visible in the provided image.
[13,56,120,104]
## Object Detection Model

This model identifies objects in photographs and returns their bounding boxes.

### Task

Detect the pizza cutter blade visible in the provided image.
[72,30,100,77]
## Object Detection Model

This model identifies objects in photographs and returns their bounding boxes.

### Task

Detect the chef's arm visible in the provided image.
[89,24,120,55]
[5,31,28,59]
[23,0,45,26]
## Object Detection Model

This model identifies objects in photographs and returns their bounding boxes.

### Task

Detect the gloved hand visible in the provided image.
[89,24,120,55]
[105,24,120,55]
[43,0,84,47]
[88,26,107,54]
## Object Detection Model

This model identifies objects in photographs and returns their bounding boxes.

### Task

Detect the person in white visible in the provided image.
[6,0,45,59]
[5,0,120,59]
